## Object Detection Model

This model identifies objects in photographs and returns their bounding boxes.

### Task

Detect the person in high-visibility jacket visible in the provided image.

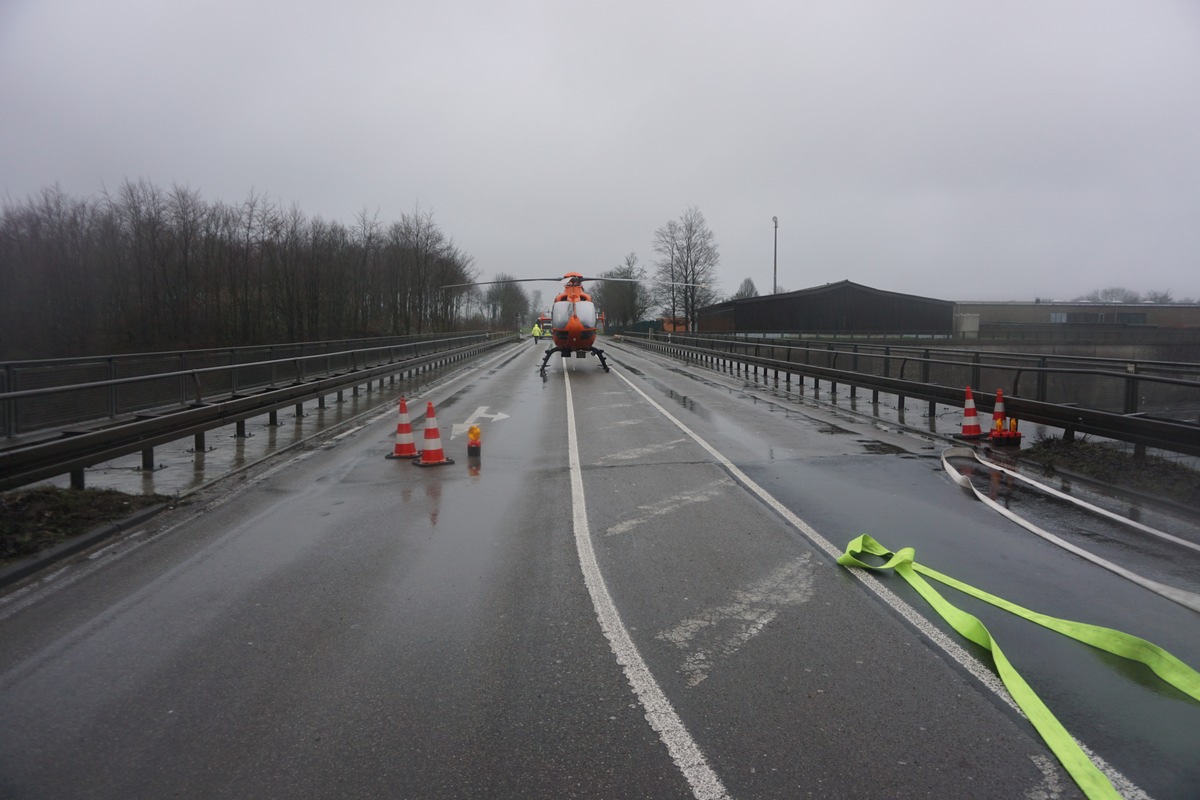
[531,323,542,342]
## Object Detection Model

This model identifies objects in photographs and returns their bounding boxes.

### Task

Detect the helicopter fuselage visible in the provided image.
[550,280,598,351]
[538,272,609,377]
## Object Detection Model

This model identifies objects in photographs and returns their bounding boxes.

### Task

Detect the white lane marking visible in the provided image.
[658,555,816,687]
[601,437,688,462]
[608,367,1147,799]
[605,478,734,536]
[1025,755,1065,800]
[563,369,730,800]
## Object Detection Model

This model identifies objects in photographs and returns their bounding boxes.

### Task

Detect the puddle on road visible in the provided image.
[857,439,907,455]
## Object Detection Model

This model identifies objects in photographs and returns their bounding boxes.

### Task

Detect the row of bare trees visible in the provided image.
[1,181,481,360]
[1069,287,1195,304]
[590,207,723,332]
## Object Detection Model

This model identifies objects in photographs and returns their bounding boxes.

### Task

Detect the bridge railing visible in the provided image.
[621,332,1200,458]
[0,333,516,491]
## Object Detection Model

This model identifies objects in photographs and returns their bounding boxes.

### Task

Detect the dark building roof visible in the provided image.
[698,280,954,333]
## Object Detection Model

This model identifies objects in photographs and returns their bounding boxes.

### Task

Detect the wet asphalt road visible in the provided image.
[2,338,1198,799]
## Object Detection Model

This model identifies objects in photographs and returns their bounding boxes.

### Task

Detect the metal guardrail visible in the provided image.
[0,332,491,437]
[622,332,1200,458]
[0,333,517,491]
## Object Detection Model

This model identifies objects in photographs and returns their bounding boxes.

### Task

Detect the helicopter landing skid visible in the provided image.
[539,346,610,378]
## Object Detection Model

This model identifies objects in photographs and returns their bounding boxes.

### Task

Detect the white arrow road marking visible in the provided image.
[605,478,734,536]
[450,406,511,438]
[657,555,817,688]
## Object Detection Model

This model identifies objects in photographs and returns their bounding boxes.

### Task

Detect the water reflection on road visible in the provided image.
[36,373,445,498]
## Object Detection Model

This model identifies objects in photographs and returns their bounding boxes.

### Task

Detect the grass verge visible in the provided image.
[1022,435,1200,508]
[1,486,170,566]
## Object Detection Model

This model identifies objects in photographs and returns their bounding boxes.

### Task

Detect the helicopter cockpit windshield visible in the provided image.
[551,300,597,330]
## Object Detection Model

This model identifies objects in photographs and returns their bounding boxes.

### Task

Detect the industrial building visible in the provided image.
[697,280,955,334]
[695,283,1200,336]
[955,300,1200,328]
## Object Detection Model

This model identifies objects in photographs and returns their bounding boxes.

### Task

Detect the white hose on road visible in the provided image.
[941,447,1200,615]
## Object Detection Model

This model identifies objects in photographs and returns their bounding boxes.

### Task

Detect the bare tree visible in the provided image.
[731,277,758,300]
[484,273,529,330]
[591,253,650,327]
[652,220,681,323]
[652,206,720,330]
[1075,287,1142,303]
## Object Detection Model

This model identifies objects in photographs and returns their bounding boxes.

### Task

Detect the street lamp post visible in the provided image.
[772,216,778,294]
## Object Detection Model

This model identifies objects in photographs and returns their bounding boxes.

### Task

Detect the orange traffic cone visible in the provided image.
[990,389,1007,435]
[413,401,455,467]
[956,386,984,439]
[386,397,419,459]
[989,389,1023,445]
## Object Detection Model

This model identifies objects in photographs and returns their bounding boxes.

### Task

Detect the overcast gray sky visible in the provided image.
[3,0,1199,302]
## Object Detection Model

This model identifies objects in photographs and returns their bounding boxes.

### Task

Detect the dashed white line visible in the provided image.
[605,478,733,536]
[607,365,1147,799]
[563,369,730,800]
[657,555,816,687]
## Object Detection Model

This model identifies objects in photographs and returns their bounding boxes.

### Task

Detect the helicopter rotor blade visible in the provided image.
[442,273,707,289]
[441,276,566,289]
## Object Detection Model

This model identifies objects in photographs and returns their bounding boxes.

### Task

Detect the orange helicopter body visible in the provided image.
[549,272,600,353]
[444,270,624,378]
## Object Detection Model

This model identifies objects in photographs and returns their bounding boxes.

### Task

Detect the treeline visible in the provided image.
[0,181,481,360]
[1070,287,1196,304]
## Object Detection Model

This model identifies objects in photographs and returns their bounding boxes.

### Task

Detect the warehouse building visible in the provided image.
[955,300,1200,328]
[697,280,955,334]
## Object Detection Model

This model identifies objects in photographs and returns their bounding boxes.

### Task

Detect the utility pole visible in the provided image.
[772,216,779,293]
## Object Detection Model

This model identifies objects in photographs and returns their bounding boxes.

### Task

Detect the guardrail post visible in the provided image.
[2,366,17,437]
[1124,363,1139,415]
[109,357,119,419]
[1037,357,1048,402]
[142,448,154,470]
[70,469,85,490]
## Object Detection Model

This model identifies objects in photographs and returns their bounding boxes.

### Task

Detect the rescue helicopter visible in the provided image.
[445,272,701,378]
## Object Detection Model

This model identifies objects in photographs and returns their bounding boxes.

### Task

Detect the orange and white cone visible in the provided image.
[989,389,1022,444]
[386,397,419,459]
[990,389,1007,435]
[956,386,984,439]
[413,401,455,467]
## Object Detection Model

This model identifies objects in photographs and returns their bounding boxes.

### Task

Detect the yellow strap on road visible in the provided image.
[839,534,1200,800]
